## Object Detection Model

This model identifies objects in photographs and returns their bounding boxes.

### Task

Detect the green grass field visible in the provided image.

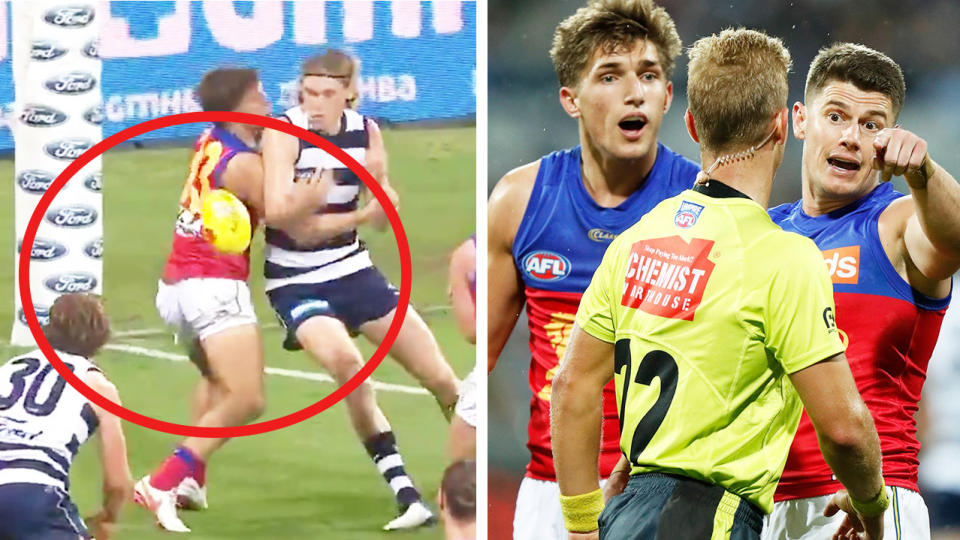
[0,126,476,539]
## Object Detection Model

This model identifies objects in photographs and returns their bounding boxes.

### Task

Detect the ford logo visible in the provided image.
[44,272,98,294]
[20,104,67,127]
[18,306,50,327]
[83,237,103,259]
[18,238,69,261]
[44,72,97,95]
[30,40,68,61]
[83,105,104,125]
[81,39,98,59]
[44,138,94,160]
[83,173,102,193]
[16,170,56,194]
[43,6,95,28]
[45,205,98,227]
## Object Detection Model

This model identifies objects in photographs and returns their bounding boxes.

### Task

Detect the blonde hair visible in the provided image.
[550,0,682,88]
[687,28,792,153]
[301,49,361,108]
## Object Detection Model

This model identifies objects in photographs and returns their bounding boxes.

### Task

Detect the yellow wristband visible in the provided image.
[559,488,604,533]
[850,485,889,517]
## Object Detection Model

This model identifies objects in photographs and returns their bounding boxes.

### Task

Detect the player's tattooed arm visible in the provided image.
[84,370,133,536]
[487,161,538,371]
[875,127,960,292]
[262,125,328,228]
[551,326,614,496]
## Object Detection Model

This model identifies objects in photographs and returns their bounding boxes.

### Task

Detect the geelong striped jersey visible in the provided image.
[0,350,99,491]
[264,106,373,292]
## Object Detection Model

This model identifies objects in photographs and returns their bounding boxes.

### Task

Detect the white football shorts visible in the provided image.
[155,278,257,341]
[762,486,929,540]
[513,476,608,540]
[455,366,478,428]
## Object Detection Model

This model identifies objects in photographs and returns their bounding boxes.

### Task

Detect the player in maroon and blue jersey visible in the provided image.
[487,2,698,538]
[763,43,960,540]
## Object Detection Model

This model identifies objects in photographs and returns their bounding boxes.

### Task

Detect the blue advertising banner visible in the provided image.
[0,1,476,150]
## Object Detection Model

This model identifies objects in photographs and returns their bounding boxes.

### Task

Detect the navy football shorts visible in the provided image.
[0,483,90,540]
[599,473,762,540]
[267,266,400,351]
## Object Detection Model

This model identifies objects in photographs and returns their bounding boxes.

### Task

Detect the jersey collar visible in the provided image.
[693,179,752,200]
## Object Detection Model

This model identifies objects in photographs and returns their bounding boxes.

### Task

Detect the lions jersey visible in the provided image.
[512,144,697,481]
[769,182,951,500]
[576,181,845,513]
[264,106,373,292]
[163,126,258,283]
[0,350,99,491]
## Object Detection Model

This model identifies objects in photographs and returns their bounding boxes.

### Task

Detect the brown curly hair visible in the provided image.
[550,0,683,88]
[44,293,110,358]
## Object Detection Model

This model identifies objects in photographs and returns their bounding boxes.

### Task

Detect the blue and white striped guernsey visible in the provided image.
[0,350,99,491]
[264,106,374,292]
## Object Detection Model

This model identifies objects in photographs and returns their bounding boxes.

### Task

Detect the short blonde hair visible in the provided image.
[550,0,682,88]
[687,28,792,153]
[301,49,361,108]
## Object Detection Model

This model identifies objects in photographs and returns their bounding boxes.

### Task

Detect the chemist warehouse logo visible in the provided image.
[522,251,571,282]
[621,236,715,320]
[822,245,860,285]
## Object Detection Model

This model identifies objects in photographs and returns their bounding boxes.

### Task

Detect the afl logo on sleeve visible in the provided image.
[674,200,705,229]
[522,251,572,282]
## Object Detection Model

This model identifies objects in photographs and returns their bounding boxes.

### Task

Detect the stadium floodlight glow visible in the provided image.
[18,111,412,438]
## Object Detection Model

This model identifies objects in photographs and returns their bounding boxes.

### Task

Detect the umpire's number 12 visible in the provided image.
[613,340,678,465]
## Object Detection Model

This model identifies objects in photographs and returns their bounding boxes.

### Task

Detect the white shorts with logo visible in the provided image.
[454,367,478,427]
[762,487,930,540]
[513,476,608,540]
[155,278,257,341]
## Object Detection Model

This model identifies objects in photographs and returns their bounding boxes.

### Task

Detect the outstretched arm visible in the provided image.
[875,128,960,285]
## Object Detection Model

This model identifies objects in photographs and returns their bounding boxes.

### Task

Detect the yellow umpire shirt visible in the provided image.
[575,181,845,513]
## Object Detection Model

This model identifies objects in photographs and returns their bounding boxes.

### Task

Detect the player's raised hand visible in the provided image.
[361,194,392,230]
[824,490,884,540]
[872,126,931,189]
[383,182,400,209]
[360,182,399,230]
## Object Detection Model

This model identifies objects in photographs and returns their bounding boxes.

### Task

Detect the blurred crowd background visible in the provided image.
[488,1,960,538]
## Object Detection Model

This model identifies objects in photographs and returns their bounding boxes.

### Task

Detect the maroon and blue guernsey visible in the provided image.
[769,182,951,500]
[511,144,698,481]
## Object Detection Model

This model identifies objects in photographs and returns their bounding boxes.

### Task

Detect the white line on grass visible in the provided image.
[112,304,451,339]
[105,343,430,396]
